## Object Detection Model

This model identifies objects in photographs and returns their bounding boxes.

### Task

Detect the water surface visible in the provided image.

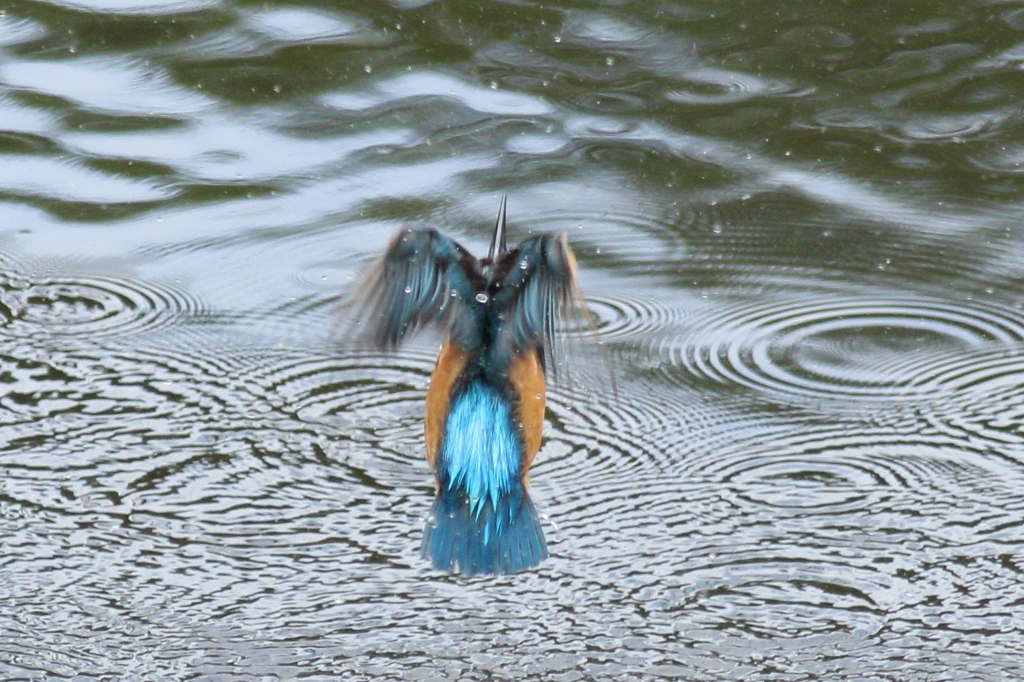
[1,0,1024,679]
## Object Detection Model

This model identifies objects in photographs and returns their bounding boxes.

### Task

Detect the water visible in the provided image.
[2,0,1024,679]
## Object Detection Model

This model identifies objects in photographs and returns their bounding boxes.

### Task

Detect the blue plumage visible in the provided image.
[422,486,547,576]
[345,197,600,575]
[439,381,520,516]
[421,380,548,575]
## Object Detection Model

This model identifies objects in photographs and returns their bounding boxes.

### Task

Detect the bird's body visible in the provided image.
[421,331,548,574]
[345,197,596,575]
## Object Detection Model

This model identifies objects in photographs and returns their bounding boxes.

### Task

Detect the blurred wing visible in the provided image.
[341,228,481,350]
[493,233,613,389]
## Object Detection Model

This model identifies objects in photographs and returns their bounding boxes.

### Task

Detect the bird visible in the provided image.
[343,196,599,575]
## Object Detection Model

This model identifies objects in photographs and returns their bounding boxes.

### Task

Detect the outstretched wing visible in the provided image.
[342,228,482,350]
[492,232,612,388]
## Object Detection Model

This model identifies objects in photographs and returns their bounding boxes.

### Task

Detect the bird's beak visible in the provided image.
[487,194,508,261]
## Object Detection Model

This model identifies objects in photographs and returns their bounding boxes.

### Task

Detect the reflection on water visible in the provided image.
[2,0,1024,679]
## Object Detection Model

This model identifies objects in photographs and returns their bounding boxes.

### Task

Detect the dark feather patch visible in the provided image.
[341,228,484,351]
[341,212,613,392]
[489,233,612,390]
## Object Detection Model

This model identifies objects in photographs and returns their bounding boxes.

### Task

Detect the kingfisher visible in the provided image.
[344,197,596,575]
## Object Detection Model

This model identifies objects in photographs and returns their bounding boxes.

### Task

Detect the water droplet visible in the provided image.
[475,293,489,304]
[404,286,412,294]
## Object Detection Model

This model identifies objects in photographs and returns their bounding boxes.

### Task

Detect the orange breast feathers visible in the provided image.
[425,339,470,471]
[424,340,547,479]
[507,348,546,473]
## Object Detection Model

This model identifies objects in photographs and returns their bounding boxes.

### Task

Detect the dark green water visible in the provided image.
[2,0,1024,679]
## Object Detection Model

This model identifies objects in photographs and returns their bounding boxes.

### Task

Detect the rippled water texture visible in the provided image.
[2,0,1024,680]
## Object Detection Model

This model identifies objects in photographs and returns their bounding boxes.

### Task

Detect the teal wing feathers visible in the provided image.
[491,233,597,384]
[343,228,484,350]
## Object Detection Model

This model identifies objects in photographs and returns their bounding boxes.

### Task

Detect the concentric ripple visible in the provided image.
[643,559,888,643]
[667,293,1024,406]
[919,347,1024,458]
[0,273,206,338]
[665,68,808,105]
[526,203,687,270]
[237,347,438,484]
[538,380,746,546]
[661,413,1024,538]
[584,293,689,342]
[725,457,880,511]
[0,341,263,463]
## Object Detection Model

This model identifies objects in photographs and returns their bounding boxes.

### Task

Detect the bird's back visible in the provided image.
[422,337,548,574]
[342,197,602,574]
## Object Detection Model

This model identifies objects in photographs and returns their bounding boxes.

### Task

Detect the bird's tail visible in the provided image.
[421,483,548,575]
